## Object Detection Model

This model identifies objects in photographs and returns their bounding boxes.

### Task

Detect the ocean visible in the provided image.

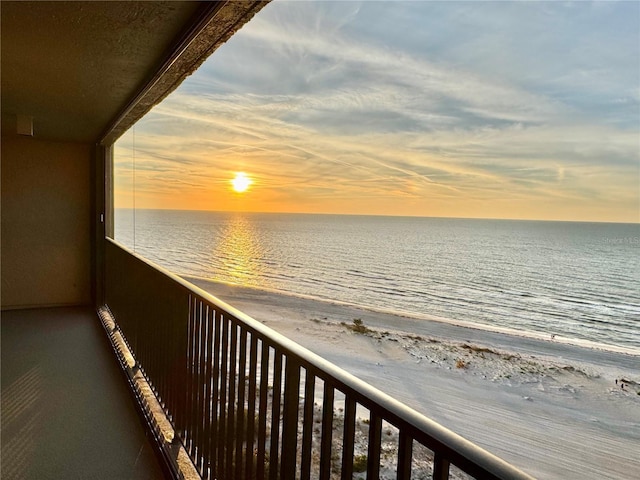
[114,209,639,352]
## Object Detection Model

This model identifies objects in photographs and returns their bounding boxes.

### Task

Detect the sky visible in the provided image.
[114,0,640,222]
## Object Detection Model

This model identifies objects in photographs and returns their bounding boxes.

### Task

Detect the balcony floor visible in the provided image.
[1,306,165,480]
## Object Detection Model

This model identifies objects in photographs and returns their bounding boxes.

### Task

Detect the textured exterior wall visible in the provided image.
[1,135,91,308]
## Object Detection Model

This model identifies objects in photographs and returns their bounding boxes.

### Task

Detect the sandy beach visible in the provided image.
[185,277,640,479]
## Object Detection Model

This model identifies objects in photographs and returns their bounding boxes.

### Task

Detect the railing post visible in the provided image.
[281,357,300,479]
[319,383,334,480]
[397,431,413,480]
[217,316,230,474]
[186,295,196,454]
[256,342,270,479]
[225,322,239,477]
[366,413,382,480]
[202,306,215,479]
[301,369,315,480]
[245,334,259,478]
[209,308,222,479]
[173,291,190,441]
[341,396,356,479]
[433,452,450,480]
[234,329,248,480]
[195,300,206,473]
[269,352,283,480]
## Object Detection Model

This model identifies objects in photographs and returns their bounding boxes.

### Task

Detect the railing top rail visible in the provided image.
[106,237,535,480]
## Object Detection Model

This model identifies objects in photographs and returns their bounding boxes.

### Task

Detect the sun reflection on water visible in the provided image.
[210,214,269,288]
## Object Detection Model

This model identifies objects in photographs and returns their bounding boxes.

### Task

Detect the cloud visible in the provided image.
[114,0,639,222]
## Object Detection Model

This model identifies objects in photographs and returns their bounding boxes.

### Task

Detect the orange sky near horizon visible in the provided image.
[114,163,638,223]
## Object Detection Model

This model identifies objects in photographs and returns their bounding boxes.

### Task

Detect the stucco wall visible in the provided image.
[1,135,91,308]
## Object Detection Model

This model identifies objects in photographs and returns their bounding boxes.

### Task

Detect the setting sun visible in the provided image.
[231,172,252,193]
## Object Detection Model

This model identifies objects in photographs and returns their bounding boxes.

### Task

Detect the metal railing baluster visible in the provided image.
[341,396,356,479]
[234,329,248,479]
[245,334,258,478]
[433,452,451,480]
[256,341,270,479]
[281,358,300,479]
[195,301,206,472]
[217,315,229,475]
[186,295,196,456]
[202,306,214,479]
[367,412,382,480]
[319,382,334,480]
[225,322,238,478]
[209,307,221,479]
[397,430,413,480]
[269,351,283,480]
[300,369,315,480]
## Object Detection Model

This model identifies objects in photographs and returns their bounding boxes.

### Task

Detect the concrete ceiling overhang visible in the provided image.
[1,1,268,145]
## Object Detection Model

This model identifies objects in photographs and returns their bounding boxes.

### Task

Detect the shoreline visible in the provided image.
[183,275,640,479]
[183,274,639,358]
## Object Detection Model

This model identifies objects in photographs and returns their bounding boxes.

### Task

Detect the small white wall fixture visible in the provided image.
[17,114,33,136]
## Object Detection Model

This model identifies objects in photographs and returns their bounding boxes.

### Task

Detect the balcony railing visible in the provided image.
[104,238,534,480]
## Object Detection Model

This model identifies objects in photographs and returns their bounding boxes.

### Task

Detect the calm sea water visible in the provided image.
[115,209,639,351]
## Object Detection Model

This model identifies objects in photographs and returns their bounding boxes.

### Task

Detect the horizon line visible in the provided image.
[113,207,640,225]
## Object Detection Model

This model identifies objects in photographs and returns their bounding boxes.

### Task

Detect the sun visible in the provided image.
[231,172,252,193]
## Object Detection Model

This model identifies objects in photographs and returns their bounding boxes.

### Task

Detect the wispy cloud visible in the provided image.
[114,0,639,222]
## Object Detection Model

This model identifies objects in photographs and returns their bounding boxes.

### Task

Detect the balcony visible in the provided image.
[1,2,535,479]
[1,242,533,480]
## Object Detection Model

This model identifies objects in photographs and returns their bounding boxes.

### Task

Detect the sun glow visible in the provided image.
[231,172,252,193]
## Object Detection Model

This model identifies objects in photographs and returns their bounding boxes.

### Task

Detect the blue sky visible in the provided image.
[115,0,639,222]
